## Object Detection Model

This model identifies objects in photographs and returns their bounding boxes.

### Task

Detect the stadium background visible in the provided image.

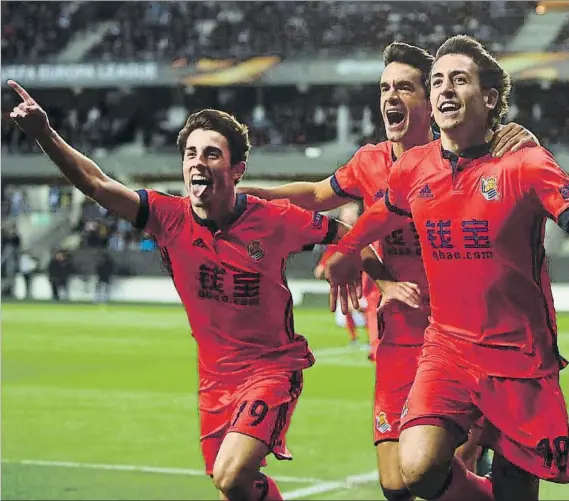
[1,1,569,499]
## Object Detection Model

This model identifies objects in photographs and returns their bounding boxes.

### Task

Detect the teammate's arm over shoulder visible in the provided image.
[520,147,569,233]
[239,177,346,211]
[491,122,540,158]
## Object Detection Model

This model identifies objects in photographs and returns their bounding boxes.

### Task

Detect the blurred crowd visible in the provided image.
[2,1,538,63]
[76,198,156,252]
[3,81,568,154]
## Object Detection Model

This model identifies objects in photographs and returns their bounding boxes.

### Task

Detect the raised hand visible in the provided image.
[8,80,50,137]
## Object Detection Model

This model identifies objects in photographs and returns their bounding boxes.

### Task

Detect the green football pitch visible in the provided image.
[2,303,568,500]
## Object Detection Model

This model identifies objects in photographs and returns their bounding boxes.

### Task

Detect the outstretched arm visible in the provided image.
[8,80,140,223]
[324,198,406,294]
[239,177,348,211]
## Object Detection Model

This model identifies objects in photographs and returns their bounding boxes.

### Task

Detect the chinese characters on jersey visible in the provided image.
[198,264,261,305]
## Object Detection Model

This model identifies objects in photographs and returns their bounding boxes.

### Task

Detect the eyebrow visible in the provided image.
[185,145,224,155]
[431,70,468,80]
[379,79,415,88]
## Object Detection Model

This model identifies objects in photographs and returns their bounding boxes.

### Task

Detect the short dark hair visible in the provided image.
[177,109,251,165]
[383,42,435,95]
[434,35,511,129]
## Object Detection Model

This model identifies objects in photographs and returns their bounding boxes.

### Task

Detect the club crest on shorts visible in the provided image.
[247,240,265,261]
[560,183,569,201]
[480,176,499,201]
[376,412,392,433]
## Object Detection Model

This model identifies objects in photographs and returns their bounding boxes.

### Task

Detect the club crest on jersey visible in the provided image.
[560,184,569,200]
[375,412,392,433]
[480,176,499,201]
[247,240,265,261]
[374,189,385,201]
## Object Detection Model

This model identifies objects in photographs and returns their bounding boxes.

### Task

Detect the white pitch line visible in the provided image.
[282,470,378,500]
[1,459,323,485]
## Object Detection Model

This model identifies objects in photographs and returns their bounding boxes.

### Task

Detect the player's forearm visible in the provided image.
[359,246,393,284]
[333,220,391,282]
[336,202,397,256]
[242,182,334,211]
[35,127,107,198]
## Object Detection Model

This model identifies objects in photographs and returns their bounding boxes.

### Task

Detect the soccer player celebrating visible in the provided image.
[6,82,381,501]
[239,42,537,499]
[326,35,569,501]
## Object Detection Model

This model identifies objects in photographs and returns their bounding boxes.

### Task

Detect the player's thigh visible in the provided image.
[399,424,458,480]
[376,441,406,491]
[491,452,539,501]
[399,341,477,480]
[213,431,270,487]
[478,373,569,484]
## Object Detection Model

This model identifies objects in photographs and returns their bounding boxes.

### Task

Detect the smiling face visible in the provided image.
[182,128,245,209]
[379,61,432,144]
[430,53,498,134]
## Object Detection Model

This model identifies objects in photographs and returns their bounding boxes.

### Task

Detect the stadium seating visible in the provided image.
[2,1,536,63]
[85,1,535,61]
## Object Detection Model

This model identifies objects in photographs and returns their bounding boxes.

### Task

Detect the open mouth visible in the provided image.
[439,102,461,115]
[190,175,213,198]
[385,109,406,128]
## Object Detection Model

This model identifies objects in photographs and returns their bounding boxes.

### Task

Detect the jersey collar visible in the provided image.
[441,142,492,170]
[191,193,248,232]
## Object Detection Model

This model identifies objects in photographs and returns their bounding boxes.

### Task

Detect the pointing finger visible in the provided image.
[7,80,35,104]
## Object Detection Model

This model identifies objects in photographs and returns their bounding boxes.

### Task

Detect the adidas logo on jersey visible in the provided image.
[418,184,433,198]
[193,238,207,249]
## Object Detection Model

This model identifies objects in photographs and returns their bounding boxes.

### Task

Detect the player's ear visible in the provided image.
[232,161,247,184]
[484,88,499,112]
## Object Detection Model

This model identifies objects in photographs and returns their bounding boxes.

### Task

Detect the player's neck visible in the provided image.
[393,128,433,159]
[440,126,492,155]
[193,192,238,228]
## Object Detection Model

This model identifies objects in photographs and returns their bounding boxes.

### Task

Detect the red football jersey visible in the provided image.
[384,141,569,377]
[318,245,337,266]
[332,142,428,344]
[135,191,336,380]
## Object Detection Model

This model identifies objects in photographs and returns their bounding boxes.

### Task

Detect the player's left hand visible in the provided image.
[491,122,540,158]
[324,252,362,315]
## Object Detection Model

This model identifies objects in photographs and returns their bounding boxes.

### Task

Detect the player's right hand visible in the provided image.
[324,251,362,315]
[7,80,51,137]
[376,280,421,313]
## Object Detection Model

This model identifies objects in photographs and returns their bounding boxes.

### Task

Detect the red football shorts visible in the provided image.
[374,342,423,444]
[372,304,426,445]
[400,327,569,483]
[199,370,303,475]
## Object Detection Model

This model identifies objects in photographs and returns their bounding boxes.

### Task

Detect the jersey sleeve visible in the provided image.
[272,199,338,254]
[336,198,403,256]
[521,147,569,224]
[134,189,184,246]
[385,156,412,217]
[330,150,364,199]
[318,245,338,266]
